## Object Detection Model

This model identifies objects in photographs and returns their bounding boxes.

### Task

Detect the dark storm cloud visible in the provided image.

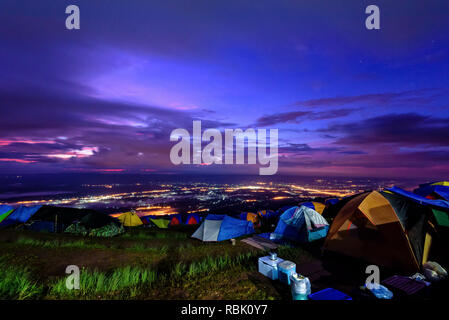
[323,113,449,147]
[255,108,354,126]
[290,88,442,109]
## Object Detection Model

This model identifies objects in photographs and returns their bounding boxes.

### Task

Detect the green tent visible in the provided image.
[150,218,170,229]
[432,209,449,227]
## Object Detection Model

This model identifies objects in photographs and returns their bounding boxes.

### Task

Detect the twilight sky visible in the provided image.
[1,0,449,178]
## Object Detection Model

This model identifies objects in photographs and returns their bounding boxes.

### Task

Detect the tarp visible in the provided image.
[0,205,42,227]
[414,183,449,201]
[0,205,14,223]
[271,206,329,243]
[388,186,449,210]
[192,214,254,241]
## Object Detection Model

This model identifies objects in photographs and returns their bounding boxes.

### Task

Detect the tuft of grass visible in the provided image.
[0,259,43,299]
[15,237,107,250]
[172,251,258,278]
[121,231,187,240]
[49,266,157,299]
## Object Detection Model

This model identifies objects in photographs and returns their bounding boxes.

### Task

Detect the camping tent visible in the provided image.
[240,212,260,227]
[299,201,326,215]
[117,211,143,227]
[278,205,295,215]
[414,181,449,201]
[0,205,14,223]
[185,213,201,225]
[32,205,100,227]
[192,214,254,241]
[271,206,329,243]
[169,214,183,226]
[324,190,435,272]
[325,198,340,206]
[140,216,156,226]
[257,210,277,219]
[27,221,55,233]
[0,205,42,228]
[322,193,362,219]
[150,218,170,229]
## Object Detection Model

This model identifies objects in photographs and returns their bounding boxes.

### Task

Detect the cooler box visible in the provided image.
[308,288,352,300]
[278,260,296,285]
[258,255,284,280]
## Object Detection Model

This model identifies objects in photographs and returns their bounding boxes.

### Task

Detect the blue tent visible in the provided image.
[414,183,449,201]
[257,210,278,219]
[192,214,254,241]
[0,205,14,223]
[0,205,13,215]
[0,205,42,228]
[278,205,295,215]
[388,186,449,210]
[271,206,329,243]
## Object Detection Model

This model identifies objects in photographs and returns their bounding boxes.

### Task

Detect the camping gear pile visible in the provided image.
[258,252,312,300]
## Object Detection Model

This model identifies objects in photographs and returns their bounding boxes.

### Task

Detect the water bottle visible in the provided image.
[290,273,311,300]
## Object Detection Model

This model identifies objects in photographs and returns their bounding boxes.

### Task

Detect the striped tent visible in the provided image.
[271,206,329,243]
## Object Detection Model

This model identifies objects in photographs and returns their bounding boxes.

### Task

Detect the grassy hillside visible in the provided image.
[0,226,313,300]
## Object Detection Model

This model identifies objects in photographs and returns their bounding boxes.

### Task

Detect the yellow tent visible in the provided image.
[117,211,143,227]
[324,191,434,272]
[431,181,449,186]
[150,218,170,229]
